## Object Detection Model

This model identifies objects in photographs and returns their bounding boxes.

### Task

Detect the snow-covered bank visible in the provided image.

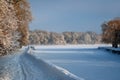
[0,48,83,80]
[33,44,111,49]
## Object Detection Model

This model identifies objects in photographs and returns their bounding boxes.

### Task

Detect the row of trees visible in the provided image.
[29,30,101,45]
[101,18,120,48]
[0,0,32,56]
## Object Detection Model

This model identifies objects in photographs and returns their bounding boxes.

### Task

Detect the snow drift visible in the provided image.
[0,48,83,80]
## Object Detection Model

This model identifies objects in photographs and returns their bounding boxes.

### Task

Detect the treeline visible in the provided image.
[29,30,101,45]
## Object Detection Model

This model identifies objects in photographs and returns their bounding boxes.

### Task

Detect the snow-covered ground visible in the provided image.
[33,44,111,49]
[32,44,120,80]
[0,44,120,80]
[0,47,83,80]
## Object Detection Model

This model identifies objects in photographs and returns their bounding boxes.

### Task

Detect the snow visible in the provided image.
[0,44,120,80]
[32,44,120,80]
[0,47,83,80]
[33,44,111,49]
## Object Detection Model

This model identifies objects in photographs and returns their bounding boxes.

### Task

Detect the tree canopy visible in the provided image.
[101,18,120,48]
[0,0,32,56]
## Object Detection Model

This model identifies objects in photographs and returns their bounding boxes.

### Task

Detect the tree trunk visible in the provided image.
[112,43,118,48]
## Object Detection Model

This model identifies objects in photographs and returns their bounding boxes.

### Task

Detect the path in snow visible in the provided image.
[0,48,83,80]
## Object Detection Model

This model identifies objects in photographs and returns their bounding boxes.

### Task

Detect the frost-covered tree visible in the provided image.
[0,0,32,56]
[101,19,120,48]
[13,0,32,46]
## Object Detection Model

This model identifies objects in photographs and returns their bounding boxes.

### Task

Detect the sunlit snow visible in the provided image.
[0,44,120,80]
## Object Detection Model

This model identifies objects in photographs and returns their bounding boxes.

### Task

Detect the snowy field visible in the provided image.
[0,46,83,80]
[32,44,120,80]
[0,44,120,80]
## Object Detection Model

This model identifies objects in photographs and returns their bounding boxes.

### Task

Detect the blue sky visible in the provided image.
[29,0,120,34]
